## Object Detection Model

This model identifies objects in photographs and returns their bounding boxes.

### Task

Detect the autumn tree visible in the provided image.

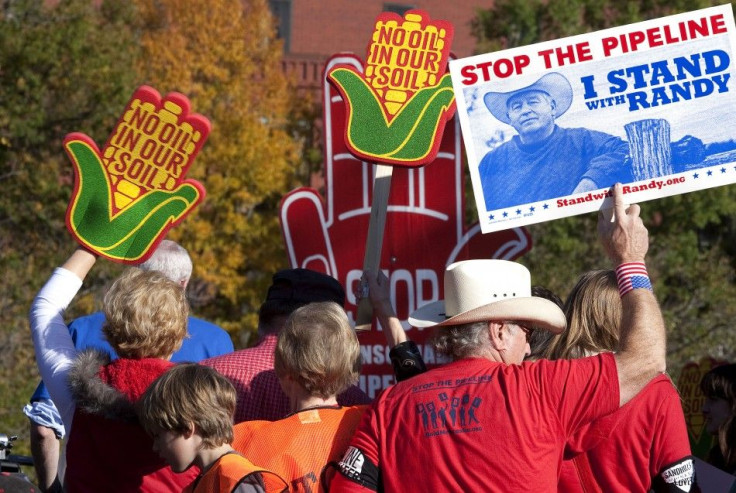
[132,0,301,342]
[0,0,139,452]
[471,0,736,375]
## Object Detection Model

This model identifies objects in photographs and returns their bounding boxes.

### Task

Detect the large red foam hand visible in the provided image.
[280,55,531,330]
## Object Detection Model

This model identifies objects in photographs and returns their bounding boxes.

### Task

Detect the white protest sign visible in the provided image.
[450,5,736,233]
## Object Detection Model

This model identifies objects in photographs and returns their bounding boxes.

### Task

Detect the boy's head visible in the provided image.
[103,268,188,359]
[139,364,236,471]
[274,301,361,399]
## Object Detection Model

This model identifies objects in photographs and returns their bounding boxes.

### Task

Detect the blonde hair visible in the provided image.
[139,364,236,448]
[274,302,361,399]
[102,268,188,359]
[542,270,620,360]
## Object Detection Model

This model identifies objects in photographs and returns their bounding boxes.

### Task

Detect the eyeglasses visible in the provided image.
[516,324,535,343]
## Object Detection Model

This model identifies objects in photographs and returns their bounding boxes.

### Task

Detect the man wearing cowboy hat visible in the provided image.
[478,72,631,210]
[332,184,668,492]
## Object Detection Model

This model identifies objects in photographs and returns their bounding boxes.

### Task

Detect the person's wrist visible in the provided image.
[613,255,646,265]
[76,245,99,259]
[615,262,652,297]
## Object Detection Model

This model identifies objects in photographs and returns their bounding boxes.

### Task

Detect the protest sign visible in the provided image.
[326,10,457,328]
[450,5,736,233]
[280,54,531,397]
[64,86,208,262]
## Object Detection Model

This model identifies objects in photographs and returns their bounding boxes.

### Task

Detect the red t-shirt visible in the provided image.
[332,354,619,492]
[559,374,694,492]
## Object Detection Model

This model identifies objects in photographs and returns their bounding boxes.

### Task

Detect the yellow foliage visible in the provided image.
[133,0,300,339]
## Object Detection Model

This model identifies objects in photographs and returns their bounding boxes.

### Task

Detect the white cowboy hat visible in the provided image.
[483,72,573,126]
[408,260,566,333]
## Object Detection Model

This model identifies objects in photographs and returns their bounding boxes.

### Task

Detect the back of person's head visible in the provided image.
[139,364,236,448]
[258,269,345,336]
[527,285,564,360]
[103,268,188,359]
[274,301,360,399]
[542,270,620,360]
[701,364,736,402]
[433,321,492,360]
[140,239,192,288]
[701,364,736,472]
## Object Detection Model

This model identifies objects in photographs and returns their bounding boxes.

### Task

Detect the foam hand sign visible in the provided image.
[64,86,208,263]
[327,10,456,167]
[281,55,531,394]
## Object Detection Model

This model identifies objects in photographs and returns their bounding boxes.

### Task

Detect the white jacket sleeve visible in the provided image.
[29,267,82,428]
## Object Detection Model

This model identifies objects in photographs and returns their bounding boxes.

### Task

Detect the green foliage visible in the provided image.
[473,0,736,377]
[0,0,137,454]
[0,0,302,463]
[472,0,718,53]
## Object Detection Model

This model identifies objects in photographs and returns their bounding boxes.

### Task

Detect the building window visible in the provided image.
[383,3,415,16]
[269,0,291,52]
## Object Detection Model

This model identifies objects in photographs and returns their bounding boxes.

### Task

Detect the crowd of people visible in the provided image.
[14,183,736,492]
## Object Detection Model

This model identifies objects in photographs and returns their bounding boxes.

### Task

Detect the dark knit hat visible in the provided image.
[266,269,345,307]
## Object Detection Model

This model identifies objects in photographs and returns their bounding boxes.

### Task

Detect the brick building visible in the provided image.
[270,0,493,94]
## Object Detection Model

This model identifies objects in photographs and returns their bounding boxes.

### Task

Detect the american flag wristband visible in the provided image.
[615,262,652,297]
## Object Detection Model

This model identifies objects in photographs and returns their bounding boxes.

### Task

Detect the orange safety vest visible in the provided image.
[184,452,288,493]
[232,405,368,492]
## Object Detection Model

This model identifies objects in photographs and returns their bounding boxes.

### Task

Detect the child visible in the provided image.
[231,301,366,492]
[138,363,287,493]
[139,364,287,493]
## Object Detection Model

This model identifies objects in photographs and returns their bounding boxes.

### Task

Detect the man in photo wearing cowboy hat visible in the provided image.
[478,72,631,211]
[331,184,673,492]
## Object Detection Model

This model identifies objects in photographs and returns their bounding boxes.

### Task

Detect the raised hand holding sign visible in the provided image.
[64,86,207,263]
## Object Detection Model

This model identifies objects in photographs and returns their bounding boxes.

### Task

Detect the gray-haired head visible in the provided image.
[139,240,192,289]
[433,321,492,360]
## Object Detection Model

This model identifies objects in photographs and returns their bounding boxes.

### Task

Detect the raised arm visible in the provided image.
[598,184,666,406]
[362,270,426,382]
[29,247,97,427]
[363,270,406,347]
[61,247,97,280]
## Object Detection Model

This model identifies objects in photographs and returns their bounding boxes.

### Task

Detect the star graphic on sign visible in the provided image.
[503,211,508,218]
[707,170,713,176]
[516,209,522,215]
[543,204,549,209]
[530,206,535,212]
[693,173,699,179]
[489,214,495,220]
[722,167,727,173]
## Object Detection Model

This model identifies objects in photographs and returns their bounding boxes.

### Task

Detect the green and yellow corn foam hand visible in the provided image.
[64,86,208,264]
[327,10,456,168]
